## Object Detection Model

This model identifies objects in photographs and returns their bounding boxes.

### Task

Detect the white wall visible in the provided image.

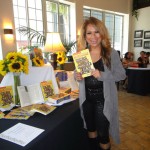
[130,6,150,60]
[0,0,16,58]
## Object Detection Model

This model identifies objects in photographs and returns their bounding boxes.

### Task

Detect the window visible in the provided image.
[46,1,70,42]
[12,0,70,49]
[83,9,123,52]
[13,0,43,48]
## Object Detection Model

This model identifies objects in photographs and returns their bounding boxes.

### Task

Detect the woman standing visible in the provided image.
[74,17,126,150]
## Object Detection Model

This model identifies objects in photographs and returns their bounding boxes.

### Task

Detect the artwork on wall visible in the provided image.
[144,31,150,39]
[143,41,150,49]
[134,30,143,38]
[134,39,142,47]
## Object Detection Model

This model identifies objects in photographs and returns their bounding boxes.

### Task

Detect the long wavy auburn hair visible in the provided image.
[77,17,112,69]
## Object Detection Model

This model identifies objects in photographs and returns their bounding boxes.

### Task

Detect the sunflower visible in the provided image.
[56,51,67,65]
[16,52,28,63]
[57,56,67,65]
[32,57,44,67]
[6,52,17,61]
[8,61,23,73]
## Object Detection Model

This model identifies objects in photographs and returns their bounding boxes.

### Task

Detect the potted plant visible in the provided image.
[62,40,77,62]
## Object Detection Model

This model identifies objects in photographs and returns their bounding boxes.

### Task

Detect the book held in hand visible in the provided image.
[72,49,95,78]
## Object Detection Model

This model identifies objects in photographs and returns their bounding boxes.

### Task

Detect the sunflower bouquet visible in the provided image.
[0,52,29,106]
[56,51,67,64]
[56,51,67,70]
[31,48,44,67]
[0,52,29,76]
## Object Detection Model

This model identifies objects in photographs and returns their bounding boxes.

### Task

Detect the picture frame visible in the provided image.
[144,31,150,39]
[134,39,142,47]
[143,41,150,49]
[134,30,143,38]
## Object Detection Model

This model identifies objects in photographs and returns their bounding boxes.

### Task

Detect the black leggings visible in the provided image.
[82,100,110,144]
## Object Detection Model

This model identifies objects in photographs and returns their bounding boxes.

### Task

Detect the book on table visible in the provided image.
[72,49,95,78]
[0,86,15,112]
[17,80,72,107]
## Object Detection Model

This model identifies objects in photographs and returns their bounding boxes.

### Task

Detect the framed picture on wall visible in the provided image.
[144,31,150,39]
[144,41,150,49]
[134,30,143,38]
[134,39,142,47]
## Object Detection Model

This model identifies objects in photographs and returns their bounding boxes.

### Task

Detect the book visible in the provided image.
[4,111,31,120]
[72,49,95,78]
[17,80,54,107]
[40,81,54,101]
[48,93,71,104]
[30,104,56,115]
[17,83,45,107]
[0,86,15,112]
[0,111,5,119]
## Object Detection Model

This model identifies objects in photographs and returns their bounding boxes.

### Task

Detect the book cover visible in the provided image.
[11,105,35,116]
[0,111,5,119]
[72,49,95,78]
[48,93,71,104]
[4,111,31,120]
[40,80,54,101]
[30,104,56,115]
[0,86,15,112]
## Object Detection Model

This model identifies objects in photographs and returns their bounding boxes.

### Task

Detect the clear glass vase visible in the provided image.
[13,72,21,106]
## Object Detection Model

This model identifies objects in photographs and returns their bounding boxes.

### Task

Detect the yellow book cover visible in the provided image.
[4,111,30,120]
[40,80,54,101]
[30,104,56,115]
[0,111,5,119]
[72,49,95,78]
[0,86,15,112]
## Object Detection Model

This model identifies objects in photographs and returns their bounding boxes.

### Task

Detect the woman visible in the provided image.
[137,51,149,68]
[122,52,138,68]
[74,17,126,150]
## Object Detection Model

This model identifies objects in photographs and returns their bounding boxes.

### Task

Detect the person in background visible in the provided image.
[145,52,150,64]
[122,52,138,89]
[74,17,126,150]
[122,52,138,68]
[137,51,148,68]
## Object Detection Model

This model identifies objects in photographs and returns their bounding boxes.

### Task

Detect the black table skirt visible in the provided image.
[127,69,150,95]
[0,100,89,150]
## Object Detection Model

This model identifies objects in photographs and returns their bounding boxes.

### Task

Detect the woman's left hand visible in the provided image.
[91,69,101,79]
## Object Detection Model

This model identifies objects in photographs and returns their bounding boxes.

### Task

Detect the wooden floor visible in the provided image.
[111,88,150,150]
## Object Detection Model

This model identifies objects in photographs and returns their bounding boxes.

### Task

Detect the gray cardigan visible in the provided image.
[78,49,126,144]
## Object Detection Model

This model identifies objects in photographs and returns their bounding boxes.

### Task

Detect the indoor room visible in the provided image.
[0,0,150,150]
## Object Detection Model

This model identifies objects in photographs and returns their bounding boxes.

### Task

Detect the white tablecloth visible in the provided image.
[0,64,59,94]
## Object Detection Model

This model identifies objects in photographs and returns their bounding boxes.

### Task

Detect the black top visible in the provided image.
[85,58,104,103]
[137,57,148,68]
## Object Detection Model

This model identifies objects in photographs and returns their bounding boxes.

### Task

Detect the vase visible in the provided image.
[59,64,64,70]
[13,72,21,106]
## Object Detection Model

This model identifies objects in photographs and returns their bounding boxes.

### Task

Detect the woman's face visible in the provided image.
[85,24,102,48]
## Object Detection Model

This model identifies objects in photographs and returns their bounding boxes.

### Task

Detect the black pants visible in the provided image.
[82,100,110,144]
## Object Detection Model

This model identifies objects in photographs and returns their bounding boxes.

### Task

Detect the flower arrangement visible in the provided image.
[56,51,67,65]
[32,56,44,67]
[30,48,45,67]
[0,52,29,106]
[0,52,29,76]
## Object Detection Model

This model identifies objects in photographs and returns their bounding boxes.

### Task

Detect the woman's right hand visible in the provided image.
[74,71,83,81]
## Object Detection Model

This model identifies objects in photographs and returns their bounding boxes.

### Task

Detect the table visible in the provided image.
[0,65,59,94]
[127,67,150,95]
[0,100,89,150]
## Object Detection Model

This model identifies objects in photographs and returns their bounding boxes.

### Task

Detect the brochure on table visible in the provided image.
[0,123,44,147]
